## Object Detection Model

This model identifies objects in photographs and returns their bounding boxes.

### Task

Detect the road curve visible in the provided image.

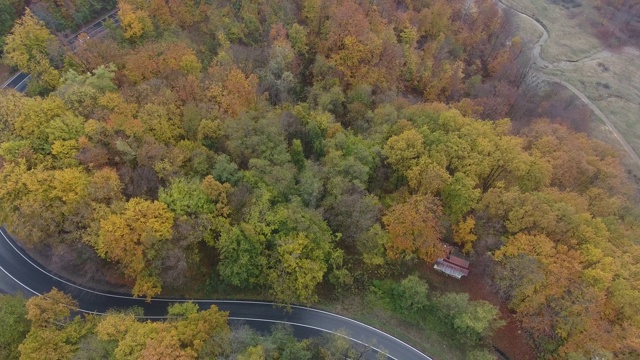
[496,0,640,170]
[0,227,432,360]
[1,9,119,92]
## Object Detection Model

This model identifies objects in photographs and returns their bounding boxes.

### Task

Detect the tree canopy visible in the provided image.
[1,0,640,357]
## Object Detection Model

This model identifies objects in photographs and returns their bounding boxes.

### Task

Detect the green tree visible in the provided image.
[268,232,327,304]
[396,275,430,315]
[0,0,22,53]
[217,222,268,289]
[54,65,117,117]
[435,292,504,344]
[441,173,481,223]
[159,177,216,217]
[265,200,342,304]
[0,294,30,360]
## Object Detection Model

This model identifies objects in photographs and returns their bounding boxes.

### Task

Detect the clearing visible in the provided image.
[503,0,640,179]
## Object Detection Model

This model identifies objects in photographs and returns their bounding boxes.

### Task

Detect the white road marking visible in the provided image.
[1,72,22,89]
[0,227,431,359]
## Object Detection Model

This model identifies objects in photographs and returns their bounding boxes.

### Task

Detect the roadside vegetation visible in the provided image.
[1,0,640,359]
[0,291,391,360]
[0,0,118,83]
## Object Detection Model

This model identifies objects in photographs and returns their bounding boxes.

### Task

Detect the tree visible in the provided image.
[96,198,174,299]
[395,275,430,315]
[441,173,481,223]
[0,0,22,53]
[238,345,265,360]
[406,156,451,195]
[383,129,425,173]
[453,216,477,254]
[246,199,343,304]
[1,165,91,247]
[159,177,216,217]
[0,294,30,360]
[217,222,268,289]
[382,195,445,262]
[268,232,327,304]
[19,327,76,360]
[209,66,258,117]
[435,292,504,344]
[19,290,85,360]
[3,9,60,90]
[117,0,153,41]
[25,289,78,328]
[54,65,117,117]
[96,304,230,360]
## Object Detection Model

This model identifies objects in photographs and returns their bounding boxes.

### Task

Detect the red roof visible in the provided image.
[443,256,469,269]
[433,256,470,279]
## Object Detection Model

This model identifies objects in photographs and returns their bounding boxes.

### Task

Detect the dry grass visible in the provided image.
[505,0,640,180]
[511,6,544,50]
[503,0,603,62]
[546,49,640,159]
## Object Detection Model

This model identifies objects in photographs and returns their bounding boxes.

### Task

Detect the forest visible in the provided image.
[0,0,639,359]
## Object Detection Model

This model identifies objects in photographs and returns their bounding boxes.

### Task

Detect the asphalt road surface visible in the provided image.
[1,9,119,93]
[0,9,433,360]
[0,228,432,360]
[1,72,30,92]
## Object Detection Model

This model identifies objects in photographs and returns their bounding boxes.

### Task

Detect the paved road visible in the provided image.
[1,9,119,92]
[0,227,432,360]
[0,9,433,360]
[1,72,30,92]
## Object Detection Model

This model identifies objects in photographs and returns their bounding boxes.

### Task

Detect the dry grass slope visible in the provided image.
[506,0,640,176]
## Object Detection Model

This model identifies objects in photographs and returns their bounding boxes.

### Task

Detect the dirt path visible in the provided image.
[496,0,640,170]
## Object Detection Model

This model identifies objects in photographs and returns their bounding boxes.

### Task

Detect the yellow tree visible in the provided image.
[267,232,328,305]
[453,216,477,254]
[383,128,425,173]
[96,198,174,299]
[96,304,230,359]
[3,9,60,89]
[382,195,445,262]
[19,290,82,360]
[25,289,78,328]
[118,0,153,41]
[208,66,258,118]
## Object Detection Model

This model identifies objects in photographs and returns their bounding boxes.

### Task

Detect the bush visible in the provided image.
[434,293,504,344]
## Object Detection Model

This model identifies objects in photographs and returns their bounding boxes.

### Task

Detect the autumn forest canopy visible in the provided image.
[0,0,640,358]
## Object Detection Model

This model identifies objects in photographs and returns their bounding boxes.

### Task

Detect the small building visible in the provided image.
[434,255,470,279]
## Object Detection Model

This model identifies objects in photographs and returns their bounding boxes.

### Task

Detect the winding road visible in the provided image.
[0,9,436,360]
[496,0,640,170]
[0,227,432,360]
[1,9,120,92]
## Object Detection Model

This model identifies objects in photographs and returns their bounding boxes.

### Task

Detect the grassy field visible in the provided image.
[505,0,640,178]
[503,0,604,62]
[321,294,467,360]
[546,50,640,158]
